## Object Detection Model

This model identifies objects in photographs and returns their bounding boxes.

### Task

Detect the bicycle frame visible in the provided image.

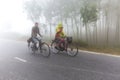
[56,38,68,51]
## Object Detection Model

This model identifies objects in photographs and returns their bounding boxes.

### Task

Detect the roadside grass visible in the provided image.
[78,46,120,55]
[72,40,120,56]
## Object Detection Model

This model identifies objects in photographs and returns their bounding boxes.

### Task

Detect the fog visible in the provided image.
[0,0,120,47]
[0,0,32,40]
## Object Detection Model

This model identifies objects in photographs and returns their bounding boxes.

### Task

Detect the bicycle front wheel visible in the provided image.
[50,41,60,54]
[39,42,50,57]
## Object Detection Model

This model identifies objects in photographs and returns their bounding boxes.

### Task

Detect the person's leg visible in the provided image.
[27,37,32,47]
[52,38,59,49]
[56,38,61,49]
[32,37,38,50]
[60,38,67,50]
[60,38,65,48]
[56,38,64,50]
[35,37,42,49]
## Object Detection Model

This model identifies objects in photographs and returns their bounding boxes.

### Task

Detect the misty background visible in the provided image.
[0,0,32,40]
[0,0,120,48]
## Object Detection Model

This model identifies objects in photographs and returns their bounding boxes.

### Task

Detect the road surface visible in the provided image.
[0,39,120,80]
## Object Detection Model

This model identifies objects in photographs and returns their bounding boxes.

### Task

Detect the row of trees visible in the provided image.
[24,0,120,47]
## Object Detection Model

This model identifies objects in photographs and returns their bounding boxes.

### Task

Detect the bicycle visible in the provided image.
[51,37,78,57]
[28,37,50,57]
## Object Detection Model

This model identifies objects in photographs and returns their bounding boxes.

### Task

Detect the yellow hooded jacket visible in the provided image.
[56,23,65,38]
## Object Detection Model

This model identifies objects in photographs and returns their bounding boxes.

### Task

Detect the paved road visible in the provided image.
[0,39,120,80]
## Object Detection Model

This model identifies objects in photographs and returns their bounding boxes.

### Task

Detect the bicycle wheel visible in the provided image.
[67,46,78,57]
[50,41,60,54]
[30,44,36,54]
[40,42,50,57]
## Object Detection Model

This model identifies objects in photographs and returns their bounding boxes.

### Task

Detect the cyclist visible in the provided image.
[27,22,42,49]
[55,23,67,50]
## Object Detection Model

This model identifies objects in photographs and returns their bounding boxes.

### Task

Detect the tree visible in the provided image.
[80,0,98,43]
[24,0,42,22]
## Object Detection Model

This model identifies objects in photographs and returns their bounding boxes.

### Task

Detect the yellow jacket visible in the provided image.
[56,23,65,38]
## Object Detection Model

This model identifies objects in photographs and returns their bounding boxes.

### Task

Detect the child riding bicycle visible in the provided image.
[54,23,67,50]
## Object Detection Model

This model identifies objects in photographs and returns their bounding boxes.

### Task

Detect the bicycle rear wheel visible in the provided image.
[40,42,50,57]
[67,46,78,57]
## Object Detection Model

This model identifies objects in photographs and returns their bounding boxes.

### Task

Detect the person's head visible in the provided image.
[58,23,63,31]
[35,22,38,27]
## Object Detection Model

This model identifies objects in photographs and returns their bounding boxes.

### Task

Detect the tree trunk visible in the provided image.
[71,17,76,38]
[79,16,82,40]
[65,19,69,35]
[116,13,120,46]
[85,24,88,43]
[49,23,52,41]
[74,17,79,41]
[95,22,97,46]
[106,14,110,46]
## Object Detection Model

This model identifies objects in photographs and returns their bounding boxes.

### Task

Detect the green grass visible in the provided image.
[71,40,120,55]
[78,46,120,55]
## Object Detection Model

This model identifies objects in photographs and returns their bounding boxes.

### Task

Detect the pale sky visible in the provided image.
[0,0,32,35]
